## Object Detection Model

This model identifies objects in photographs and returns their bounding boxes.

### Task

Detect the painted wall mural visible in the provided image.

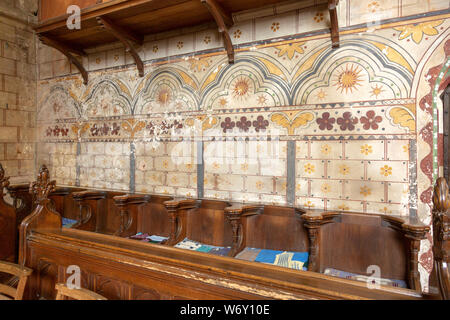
[36,10,450,291]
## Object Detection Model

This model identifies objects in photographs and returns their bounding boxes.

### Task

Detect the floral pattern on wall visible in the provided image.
[36,10,450,291]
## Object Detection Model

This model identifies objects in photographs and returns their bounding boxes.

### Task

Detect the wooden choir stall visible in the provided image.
[0,164,447,300]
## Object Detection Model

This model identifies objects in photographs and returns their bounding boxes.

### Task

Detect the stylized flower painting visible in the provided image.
[275,42,305,60]
[394,20,443,44]
[360,110,382,130]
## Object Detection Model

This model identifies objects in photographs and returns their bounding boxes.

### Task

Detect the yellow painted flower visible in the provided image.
[296,183,302,192]
[304,200,315,208]
[241,163,249,172]
[188,57,211,72]
[394,20,443,44]
[255,181,264,190]
[402,145,409,153]
[379,207,392,214]
[360,186,372,197]
[304,163,315,174]
[339,164,350,175]
[212,161,221,170]
[321,144,331,155]
[275,42,305,60]
[321,183,331,194]
[170,176,178,184]
[338,204,350,211]
[316,89,327,100]
[361,144,373,155]
[380,165,392,177]
[162,160,169,169]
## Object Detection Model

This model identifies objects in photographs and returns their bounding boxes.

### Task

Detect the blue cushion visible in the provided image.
[62,218,77,228]
[236,248,309,271]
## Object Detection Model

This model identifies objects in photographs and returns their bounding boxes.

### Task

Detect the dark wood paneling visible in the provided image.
[319,213,407,280]
[245,205,309,253]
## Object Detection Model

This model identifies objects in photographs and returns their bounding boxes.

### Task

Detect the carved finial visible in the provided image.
[29,165,56,203]
[433,177,450,212]
[0,163,10,189]
[0,163,10,198]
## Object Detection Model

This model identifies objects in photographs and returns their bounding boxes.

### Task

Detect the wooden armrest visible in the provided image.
[163,198,198,245]
[224,203,263,217]
[164,198,198,210]
[113,194,149,205]
[72,190,107,201]
[0,261,32,277]
[55,283,107,300]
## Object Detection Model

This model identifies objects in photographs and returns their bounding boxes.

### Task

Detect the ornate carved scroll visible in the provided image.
[163,199,197,245]
[113,194,149,237]
[29,165,56,205]
[431,177,450,299]
[382,214,430,292]
[224,204,263,257]
[301,210,339,272]
[72,191,107,232]
[19,165,61,265]
[0,163,10,195]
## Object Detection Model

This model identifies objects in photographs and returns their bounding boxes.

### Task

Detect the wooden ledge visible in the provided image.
[72,190,107,201]
[163,198,198,210]
[113,194,150,205]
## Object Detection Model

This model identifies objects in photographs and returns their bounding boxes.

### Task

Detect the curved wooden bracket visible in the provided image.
[201,0,234,64]
[328,0,340,49]
[38,35,89,85]
[97,16,144,77]
[113,194,149,237]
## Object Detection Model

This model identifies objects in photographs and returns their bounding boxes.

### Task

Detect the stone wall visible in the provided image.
[0,0,38,183]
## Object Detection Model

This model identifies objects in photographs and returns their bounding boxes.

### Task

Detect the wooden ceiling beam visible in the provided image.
[201,0,235,64]
[38,35,88,85]
[97,16,144,77]
[328,0,340,48]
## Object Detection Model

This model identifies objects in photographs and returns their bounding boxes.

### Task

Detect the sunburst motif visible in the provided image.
[334,64,364,94]
[370,84,384,98]
[316,89,327,101]
[257,94,267,106]
[232,76,252,100]
[156,85,171,105]
[218,97,228,107]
